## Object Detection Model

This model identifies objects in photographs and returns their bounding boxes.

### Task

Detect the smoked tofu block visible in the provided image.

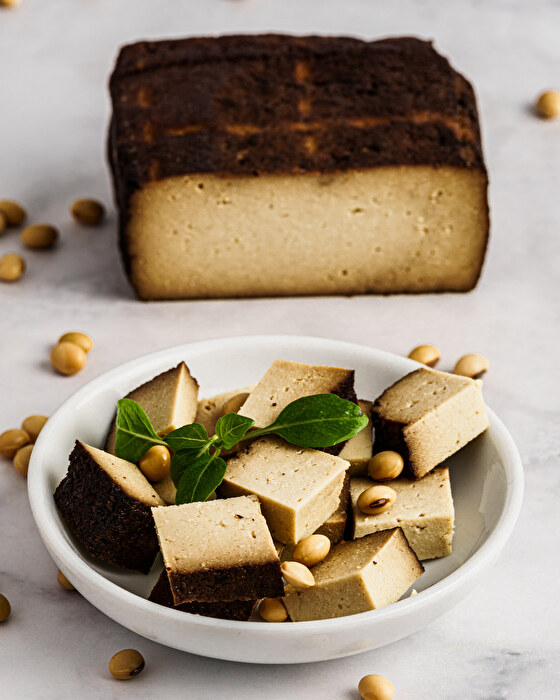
[109,35,489,300]
[283,528,423,621]
[54,441,165,573]
[221,437,349,545]
[105,362,199,454]
[152,496,284,604]
[371,368,488,478]
[350,467,454,560]
[195,385,256,436]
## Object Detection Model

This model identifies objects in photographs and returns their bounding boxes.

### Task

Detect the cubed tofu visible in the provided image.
[105,362,199,454]
[54,441,165,573]
[151,495,283,604]
[221,437,349,545]
[283,528,423,621]
[350,467,454,560]
[371,368,488,478]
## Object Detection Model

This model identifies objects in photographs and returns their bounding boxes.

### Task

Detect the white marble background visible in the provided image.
[1,0,559,697]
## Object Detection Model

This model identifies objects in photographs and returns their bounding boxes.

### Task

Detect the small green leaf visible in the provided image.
[164,422,209,453]
[170,448,202,487]
[175,451,227,504]
[215,413,254,449]
[115,398,166,463]
[250,394,368,448]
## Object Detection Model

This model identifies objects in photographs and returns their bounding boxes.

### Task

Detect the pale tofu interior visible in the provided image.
[151,495,279,573]
[106,362,199,454]
[238,360,353,428]
[339,399,373,476]
[283,529,423,620]
[222,437,348,543]
[81,442,165,506]
[350,467,454,559]
[376,368,475,423]
[195,385,256,435]
[127,166,488,299]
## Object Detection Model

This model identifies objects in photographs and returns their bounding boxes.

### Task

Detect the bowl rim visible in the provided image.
[27,334,524,637]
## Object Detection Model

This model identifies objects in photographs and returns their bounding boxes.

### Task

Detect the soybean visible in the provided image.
[357,485,396,516]
[139,445,171,482]
[13,444,33,476]
[258,597,288,622]
[0,200,26,226]
[0,253,25,282]
[71,198,105,226]
[109,649,145,680]
[58,331,93,353]
[0,594,10,622]
[0,210,6,234]
[280,561,315,589]
[0,428,30,458]
[453,353,489,379]
[368,451,404,481]
[536,90,560,119]
[57,570,75,591]
[222,392,251,416]
[293,534,330,568]
[50,342,87,376]
[407,344,440,367]
[358,674,395,700]
[21,415,48,442]
[21,224,58,249]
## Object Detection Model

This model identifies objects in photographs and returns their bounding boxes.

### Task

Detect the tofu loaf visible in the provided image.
[108,35,489,300]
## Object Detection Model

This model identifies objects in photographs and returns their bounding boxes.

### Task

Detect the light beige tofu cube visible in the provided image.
[350,467,454,560]
[238,360,356,428]
[195,385,256,436]
[105,361,199,454]
[221,437,349,545]
[283,528,423,621]
[339,399,373,476]
[371,368,488,478]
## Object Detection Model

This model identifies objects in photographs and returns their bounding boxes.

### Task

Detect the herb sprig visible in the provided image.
[115,394,367,505]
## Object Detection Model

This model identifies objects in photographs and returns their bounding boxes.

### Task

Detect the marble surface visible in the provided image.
[0,0,559,697]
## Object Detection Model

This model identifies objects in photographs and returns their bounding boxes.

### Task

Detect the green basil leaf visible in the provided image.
[175,451,227,504]
[251,394,368,447]
[215,413,254,449]
[115,398,166,463]
[164,422,209,453]
[170,448,202,487]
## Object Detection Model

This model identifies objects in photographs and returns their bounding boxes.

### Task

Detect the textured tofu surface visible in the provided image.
[238,359,356,428]
[126,167,488,299]
[105,362,199,454]
[283,528,423,621]
[195,385,256,435]
[221,437,349,544]
[152,496,278,573]
[350,467,454,560]
[372,368,489,478]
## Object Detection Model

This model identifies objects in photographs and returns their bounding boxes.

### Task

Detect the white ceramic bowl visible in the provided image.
[28,336,523,664]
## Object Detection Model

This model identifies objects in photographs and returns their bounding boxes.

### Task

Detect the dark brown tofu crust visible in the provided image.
[168,560,284,605]
[54,441,159,574]
[149,571,257,621]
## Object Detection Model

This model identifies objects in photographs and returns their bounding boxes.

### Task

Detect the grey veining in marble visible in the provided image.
[1,0,559,697]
